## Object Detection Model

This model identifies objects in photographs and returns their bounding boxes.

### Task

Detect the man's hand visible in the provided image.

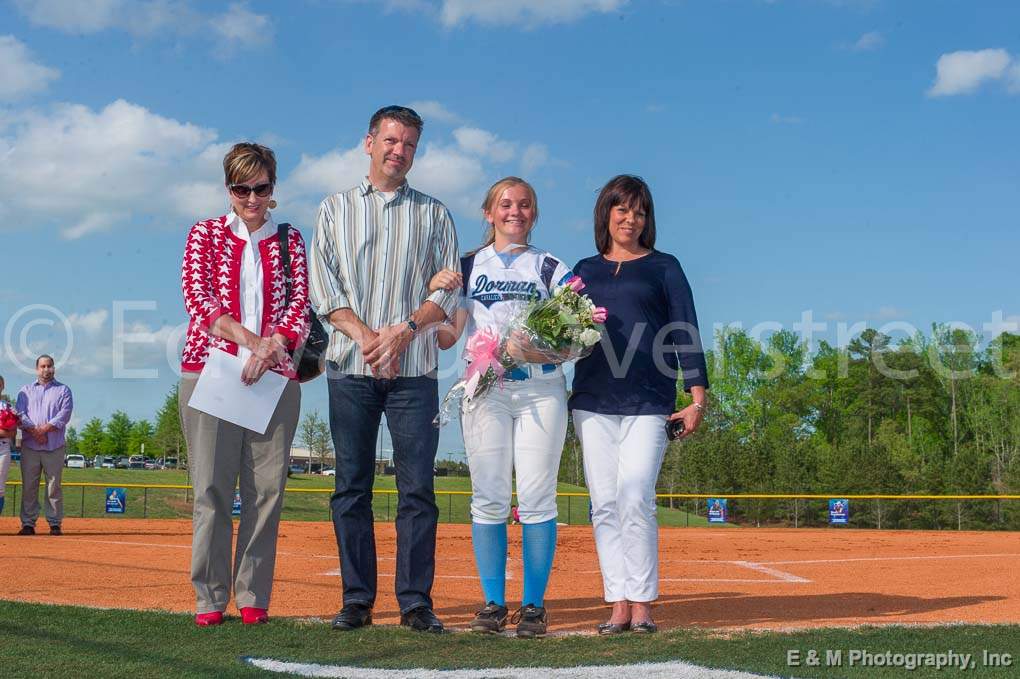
[363,323,413,377]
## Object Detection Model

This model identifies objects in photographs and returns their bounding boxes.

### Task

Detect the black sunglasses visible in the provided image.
[229,182,273,199]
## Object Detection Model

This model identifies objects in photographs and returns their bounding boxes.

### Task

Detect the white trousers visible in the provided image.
[0,451,10,498]
[462,376,567,525]
[573,410,668,603]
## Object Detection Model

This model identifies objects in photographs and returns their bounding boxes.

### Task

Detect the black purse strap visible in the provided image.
[277,223,293,304]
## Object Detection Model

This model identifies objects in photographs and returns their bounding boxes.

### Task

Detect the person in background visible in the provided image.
[0,374,16,516]
[15,355,73,536]
[179,142,309,626]
[569,175,709,634]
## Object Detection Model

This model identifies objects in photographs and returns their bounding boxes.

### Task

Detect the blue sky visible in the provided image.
[0,0,1017,457]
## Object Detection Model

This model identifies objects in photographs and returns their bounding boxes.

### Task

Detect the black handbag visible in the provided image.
[278,223,328,382]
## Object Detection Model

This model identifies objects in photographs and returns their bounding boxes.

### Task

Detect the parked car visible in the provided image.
[65,454,86,469]
[288,464,305,475]
[162,457,179,469]
[321,468,335,476]
[128,455,145,469]
[101,456,116,469]
[115,457,130,469]
[144,459,157,470]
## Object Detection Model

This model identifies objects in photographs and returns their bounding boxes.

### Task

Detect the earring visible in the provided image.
[268,200,278,209]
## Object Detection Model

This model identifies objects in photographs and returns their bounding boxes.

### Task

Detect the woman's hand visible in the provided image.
[428,268,463,293]
[241,353,273,385]
[254,336,288,364]
[669,402,704,439]
[505,330,552,364]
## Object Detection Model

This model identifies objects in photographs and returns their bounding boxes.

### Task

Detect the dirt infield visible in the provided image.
[2,517,1018,633]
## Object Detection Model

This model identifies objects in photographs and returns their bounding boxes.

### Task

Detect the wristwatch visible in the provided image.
[405,318,418,336]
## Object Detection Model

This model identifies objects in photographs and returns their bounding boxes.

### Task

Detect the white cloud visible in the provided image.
[928,48,1012,97]
[13,0,271,53]
[408,100,462,125]
[210,2,274,51]
[521,143,549,175]
[68,309,110,334]
[876,306,907,321]
[1008,63,1020,94]
[0,99,225,239]
[453,127,516,163]
[439,0,627,28]
[283,116,552,225]
[770,113,803,124]
[851,31,884,51]
[0,35,60,101]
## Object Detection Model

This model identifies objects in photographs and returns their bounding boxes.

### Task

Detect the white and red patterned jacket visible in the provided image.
[180,215,310,380]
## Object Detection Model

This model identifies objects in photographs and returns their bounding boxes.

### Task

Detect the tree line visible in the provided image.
[66,386,184,462]
[595,324,1020,530]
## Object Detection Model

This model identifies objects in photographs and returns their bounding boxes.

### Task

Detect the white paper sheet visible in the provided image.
[187,348,288,434]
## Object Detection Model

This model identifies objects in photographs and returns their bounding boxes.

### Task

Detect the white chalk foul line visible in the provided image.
[730,561,811,583]
[244,657,777,679]
[759,553,1020,566]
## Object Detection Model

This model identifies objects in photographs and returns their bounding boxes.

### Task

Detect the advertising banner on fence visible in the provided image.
[708,498,728,523]
[829,498,849,524]
[105,488,126,514]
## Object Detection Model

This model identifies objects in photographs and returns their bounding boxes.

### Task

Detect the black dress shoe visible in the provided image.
[331,603,372,631]
[17,525,35,536]
[400,605,444,633]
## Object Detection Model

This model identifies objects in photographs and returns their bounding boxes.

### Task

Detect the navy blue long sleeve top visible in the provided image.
[568,250,709,416]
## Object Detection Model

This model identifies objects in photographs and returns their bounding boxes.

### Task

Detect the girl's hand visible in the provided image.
[428,268,463,293]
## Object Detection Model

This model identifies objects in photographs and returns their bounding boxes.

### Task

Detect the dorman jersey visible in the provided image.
[460,244,573,358]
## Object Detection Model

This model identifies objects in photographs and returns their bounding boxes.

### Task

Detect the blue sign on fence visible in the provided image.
[105,488,126,514]
[232,491,242,516]
[708,498,728,523]
[829,498,849,524]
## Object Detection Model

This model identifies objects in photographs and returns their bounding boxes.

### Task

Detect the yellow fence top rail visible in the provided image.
[5,481,1020,501]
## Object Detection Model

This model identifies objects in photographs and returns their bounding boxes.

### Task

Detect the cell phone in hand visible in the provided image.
[666,418,685,441]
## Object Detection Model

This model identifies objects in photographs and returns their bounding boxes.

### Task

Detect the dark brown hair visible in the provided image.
[368,105,424,136]
[223,142,277,187]
[593,175,656,254]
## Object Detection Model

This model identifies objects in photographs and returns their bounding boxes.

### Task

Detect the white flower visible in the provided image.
[553,286,565,297]
[579,328,601,346]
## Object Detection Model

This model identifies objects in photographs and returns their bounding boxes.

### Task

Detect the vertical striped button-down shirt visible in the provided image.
[309,179,461,377]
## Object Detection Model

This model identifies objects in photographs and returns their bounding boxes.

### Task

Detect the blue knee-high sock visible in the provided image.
[0,496,5,515]
[471,521,507,606]
[521,519,557,608]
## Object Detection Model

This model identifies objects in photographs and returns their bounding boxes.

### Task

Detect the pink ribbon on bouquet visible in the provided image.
[463,327,505,398]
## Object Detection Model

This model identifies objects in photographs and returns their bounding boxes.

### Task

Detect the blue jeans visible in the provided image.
[327,368,440,613]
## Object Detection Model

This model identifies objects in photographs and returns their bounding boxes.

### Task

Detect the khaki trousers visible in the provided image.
[19,445,65,528]
[180,374,300,613]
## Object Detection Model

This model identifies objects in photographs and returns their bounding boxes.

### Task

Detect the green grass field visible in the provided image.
[1,467,713,526]
[0,600,1016,678]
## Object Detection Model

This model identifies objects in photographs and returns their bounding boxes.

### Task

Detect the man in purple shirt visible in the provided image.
[16,355,73,536]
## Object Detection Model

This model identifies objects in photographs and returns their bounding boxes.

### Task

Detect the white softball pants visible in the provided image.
[573,410,668,603]
[462,375,567,525]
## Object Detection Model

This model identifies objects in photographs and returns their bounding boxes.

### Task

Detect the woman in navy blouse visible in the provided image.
[570,175,709,634]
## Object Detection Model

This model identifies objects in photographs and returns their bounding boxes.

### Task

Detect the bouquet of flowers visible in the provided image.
[435,275,607,426]
[0,401,20,431]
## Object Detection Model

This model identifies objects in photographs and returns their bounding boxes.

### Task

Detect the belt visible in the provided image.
[505,363,558,381]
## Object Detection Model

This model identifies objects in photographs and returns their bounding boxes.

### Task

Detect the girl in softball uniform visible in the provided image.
[429,177,572,638]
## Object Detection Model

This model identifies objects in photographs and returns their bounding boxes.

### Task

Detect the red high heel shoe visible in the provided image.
[240,607,269,625]
[194,611,224,626]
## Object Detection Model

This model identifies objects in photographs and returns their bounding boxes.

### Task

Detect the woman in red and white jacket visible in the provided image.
[179,142,309,627]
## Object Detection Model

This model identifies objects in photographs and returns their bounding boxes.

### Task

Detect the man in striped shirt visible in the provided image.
[309,105,460,634]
